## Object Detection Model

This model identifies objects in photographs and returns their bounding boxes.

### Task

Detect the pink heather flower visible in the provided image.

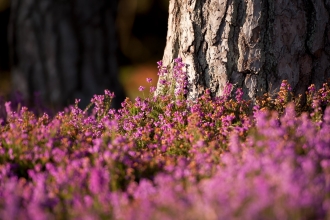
[174,57,182,63]
[157,60,163,67]
[223,83,233,99]
[138,86,145,92]
[104,89,115,98]
[159,79,167,85]
[157,60,168,76]
[5,102,11,115]
[236,88,243,102]
[150,86,156,93]
[146,78,152,83]
[308,84,316,93]
[281,80,292,91]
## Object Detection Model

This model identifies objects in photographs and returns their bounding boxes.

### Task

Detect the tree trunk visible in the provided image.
[9,0,125,108]
[159,0,330,100]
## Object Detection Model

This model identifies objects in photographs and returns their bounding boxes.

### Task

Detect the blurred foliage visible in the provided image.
[0,0,9,12]
[119,64,158,100]
[117,0,168,99]
[117,0,169,65]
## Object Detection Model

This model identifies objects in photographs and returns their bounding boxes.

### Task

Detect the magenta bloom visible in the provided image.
[104,89,115,98]
[159,79,167,85]
[138,86,145,92]
[146,78,152,83]
[150,86,156,93]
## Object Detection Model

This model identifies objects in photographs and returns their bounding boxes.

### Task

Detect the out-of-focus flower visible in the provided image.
[146,78,152,83]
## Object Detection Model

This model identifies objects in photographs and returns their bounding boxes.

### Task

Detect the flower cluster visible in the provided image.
[0,58,330,219]
[173,57,188,97]
[157,58,188,99]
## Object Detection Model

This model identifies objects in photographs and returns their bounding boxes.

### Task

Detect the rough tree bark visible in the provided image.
[9,0,125,108]
[158,0,330,100]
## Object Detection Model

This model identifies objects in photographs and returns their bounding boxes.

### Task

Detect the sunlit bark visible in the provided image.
[159,0,330,100]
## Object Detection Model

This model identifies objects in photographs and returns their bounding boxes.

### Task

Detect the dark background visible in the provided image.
[0,0,169,102]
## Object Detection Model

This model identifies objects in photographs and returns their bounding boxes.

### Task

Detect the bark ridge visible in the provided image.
[160,0,330,100]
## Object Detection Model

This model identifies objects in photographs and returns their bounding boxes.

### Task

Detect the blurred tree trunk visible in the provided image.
[159,0,330,100]
[0,6,10,72]
[9,0,125,108]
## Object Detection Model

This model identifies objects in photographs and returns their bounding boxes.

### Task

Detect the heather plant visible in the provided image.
[0,59,330,219]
